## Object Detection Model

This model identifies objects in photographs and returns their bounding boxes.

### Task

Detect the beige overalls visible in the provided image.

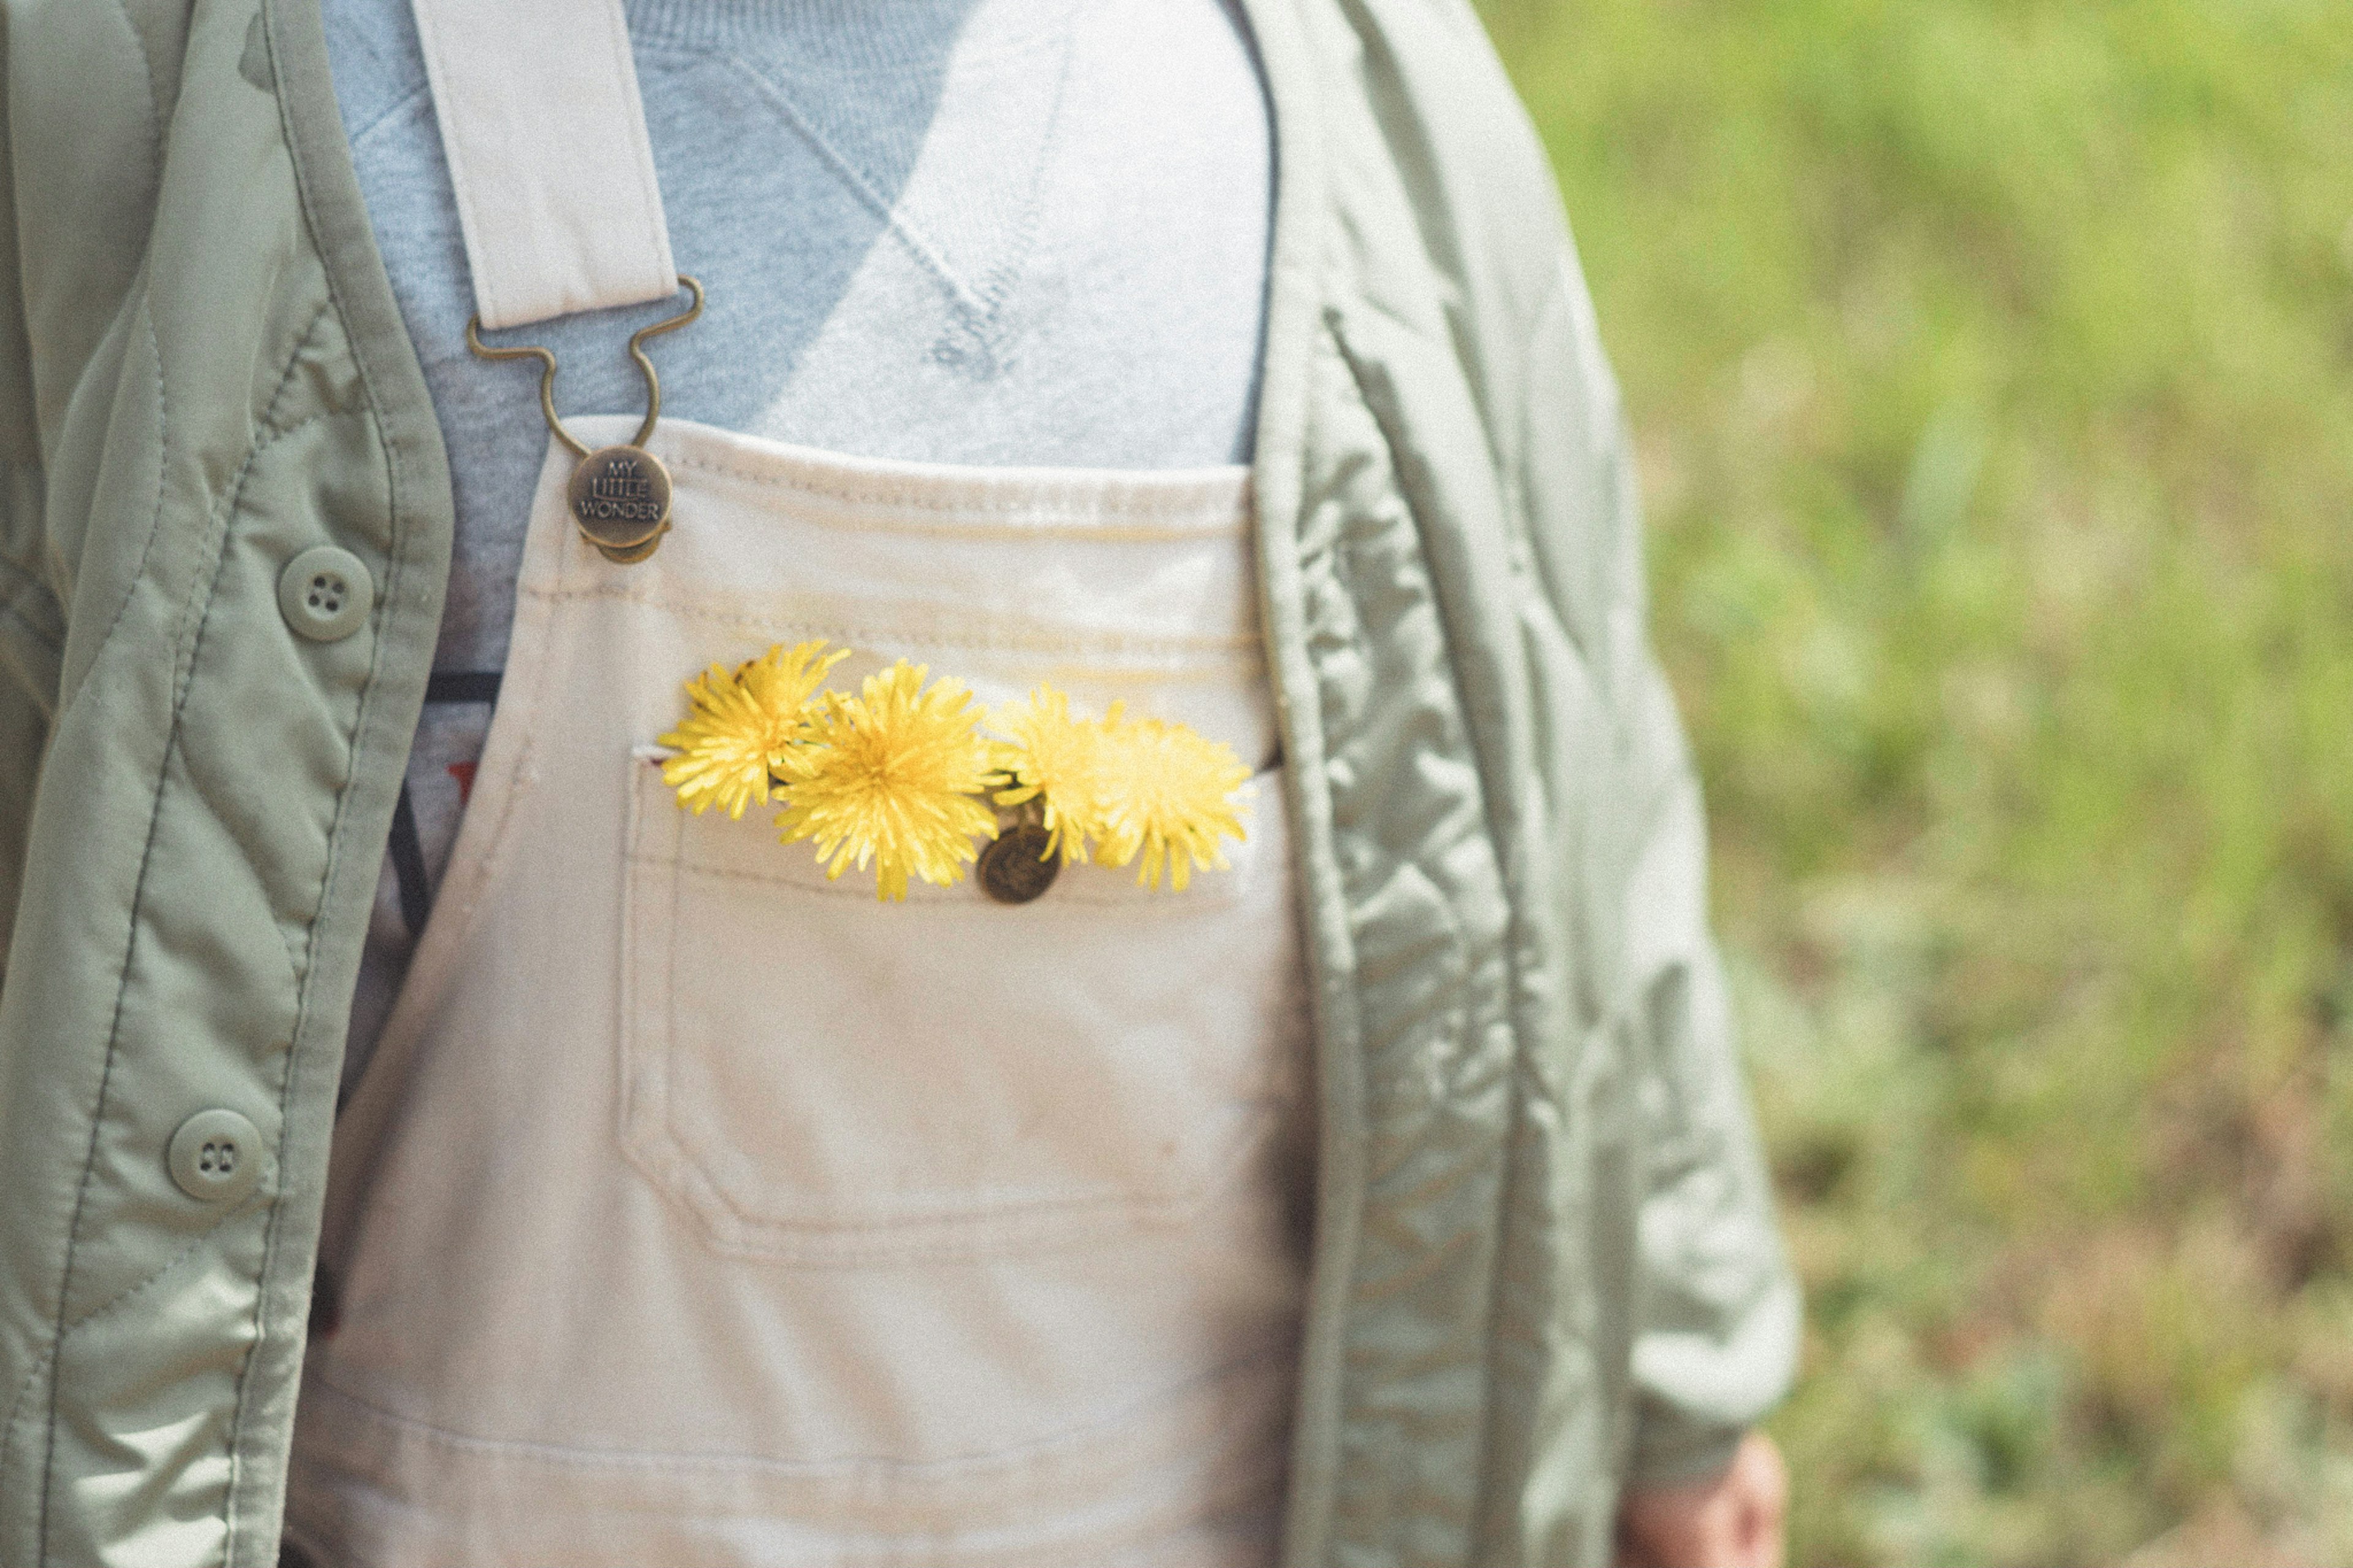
[284,4,1313,1563]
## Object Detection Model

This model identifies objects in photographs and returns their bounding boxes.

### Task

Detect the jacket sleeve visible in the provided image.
[1518,248,1803,1490]
[0,17,57,988]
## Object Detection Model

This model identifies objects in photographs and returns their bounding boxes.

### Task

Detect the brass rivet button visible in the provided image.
[168,1108,264,1205]
[979,824,1061,904]
[567,444,672,555]
[278,546,374,642]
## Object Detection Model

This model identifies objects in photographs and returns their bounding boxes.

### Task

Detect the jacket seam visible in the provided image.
[12,12,156,1516]
[237,1,460,1553]
[232,455,383,1561]
[3,1212,251,1521]
[2,1344,53,1495]
[37,691,173,1555]
[260,301,338,437]
[34,306,314,1556]
[67,0,167,718]
[77,305,170,733]
[200,410,347,994]
[110,0,167,162]
[206,383,352,1563]
[34,290,175,1556]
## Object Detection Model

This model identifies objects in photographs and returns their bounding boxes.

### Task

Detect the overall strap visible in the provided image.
[409,0,677,329]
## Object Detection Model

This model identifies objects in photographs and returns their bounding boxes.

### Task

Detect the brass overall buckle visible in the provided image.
[466,275,705,564]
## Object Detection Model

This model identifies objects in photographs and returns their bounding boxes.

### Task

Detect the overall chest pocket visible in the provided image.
[618,754,1304,1263]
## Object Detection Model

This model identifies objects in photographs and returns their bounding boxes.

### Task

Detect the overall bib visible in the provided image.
[284,8,1312,1565]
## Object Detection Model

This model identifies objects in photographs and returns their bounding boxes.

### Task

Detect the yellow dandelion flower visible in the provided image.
[659,640,846,818]
[1093,715,1251,890]
[775,660,999,900]
[990,686,1115,863]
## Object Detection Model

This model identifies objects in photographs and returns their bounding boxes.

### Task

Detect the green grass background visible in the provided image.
[1479,1,2353,1561]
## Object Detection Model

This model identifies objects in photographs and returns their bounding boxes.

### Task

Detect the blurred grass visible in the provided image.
[1480,1,2353,1562]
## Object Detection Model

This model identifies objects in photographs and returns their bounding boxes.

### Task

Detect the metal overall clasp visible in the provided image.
[465,275,705,565]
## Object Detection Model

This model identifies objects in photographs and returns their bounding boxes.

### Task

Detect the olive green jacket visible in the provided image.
[0,1,1798,1562]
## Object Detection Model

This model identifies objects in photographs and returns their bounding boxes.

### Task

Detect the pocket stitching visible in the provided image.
[618,762,1284,1264]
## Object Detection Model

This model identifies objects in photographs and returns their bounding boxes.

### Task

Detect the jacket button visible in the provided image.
[278,546,374,642]
[168,1109,265,1204]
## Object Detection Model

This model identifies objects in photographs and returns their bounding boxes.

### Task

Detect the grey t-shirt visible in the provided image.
[324,0,1272,1077]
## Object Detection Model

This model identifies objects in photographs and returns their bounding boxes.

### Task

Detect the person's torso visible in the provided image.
[288,4,1312,1564]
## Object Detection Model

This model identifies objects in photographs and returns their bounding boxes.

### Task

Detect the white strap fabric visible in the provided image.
[409,0,678,330]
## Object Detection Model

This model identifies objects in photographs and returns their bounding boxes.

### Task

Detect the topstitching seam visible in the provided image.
[101,347,317,1562]
[237,2,439,1548]
[211,0,465,1550]
[63,0,168,722]
[599,0,672,285]
[34,256,347,1550]
[513,590,1262,661]
[663,455,1253,529]
[407,0,499,328]
[259,301,338,437]
[110,0,165,167]
[79,307,170,717]
[303,1338,1292,1472]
